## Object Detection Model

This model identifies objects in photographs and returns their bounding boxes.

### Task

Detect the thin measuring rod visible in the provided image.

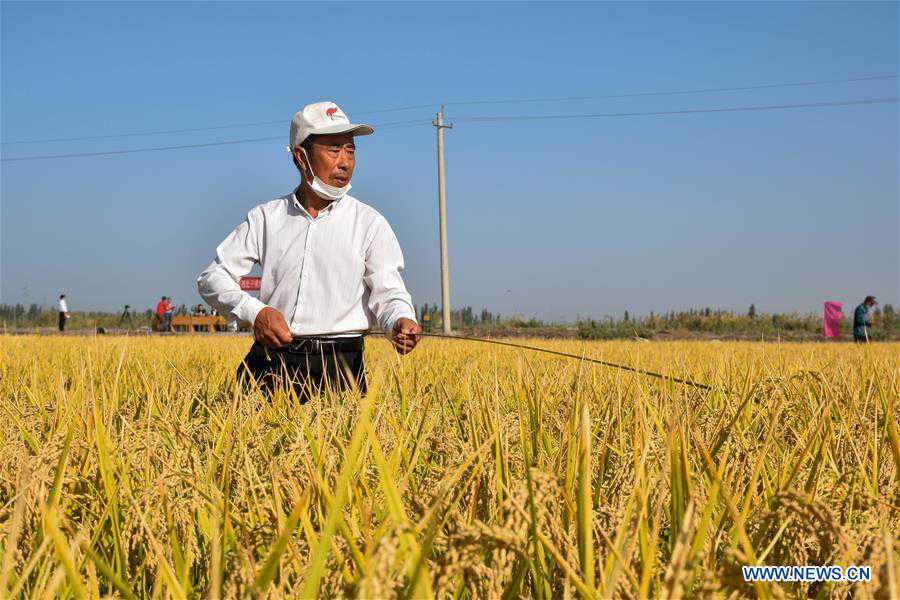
[353,331,721,393]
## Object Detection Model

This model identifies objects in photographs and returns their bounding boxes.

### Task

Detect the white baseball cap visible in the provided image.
[289,101,374,149]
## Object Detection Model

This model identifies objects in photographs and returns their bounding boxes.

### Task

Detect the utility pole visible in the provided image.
[433,106,453,333]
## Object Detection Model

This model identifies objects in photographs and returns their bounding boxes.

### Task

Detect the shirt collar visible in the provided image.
[291,189,345,218]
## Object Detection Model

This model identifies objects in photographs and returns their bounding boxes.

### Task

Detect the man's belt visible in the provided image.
[265,335,365,355]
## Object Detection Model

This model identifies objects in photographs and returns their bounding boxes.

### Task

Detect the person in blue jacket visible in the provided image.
[853,295,877,342]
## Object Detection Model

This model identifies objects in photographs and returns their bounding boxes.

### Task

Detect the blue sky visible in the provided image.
[2,1,897,321]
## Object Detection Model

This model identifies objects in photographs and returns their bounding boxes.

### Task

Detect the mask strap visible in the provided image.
[292,146,314,180]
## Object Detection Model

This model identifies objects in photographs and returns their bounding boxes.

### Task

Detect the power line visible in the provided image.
[2,121,286,145]
[2,136,283,162]
[444,74,899,107]
[355,103,437,115]
[3,97,895,163]
[2,74,894,145]
[451,97,898,123]
[0,119,432,162]
[0,103,437,146]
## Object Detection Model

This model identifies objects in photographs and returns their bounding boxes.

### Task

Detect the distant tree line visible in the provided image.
[0,303,152,330]
[3,301,897,339]
[417,303,502,329]
[577,304,898,340]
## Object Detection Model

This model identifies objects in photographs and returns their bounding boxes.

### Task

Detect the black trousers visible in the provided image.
[58,312,66,331]
[236,338,367,402]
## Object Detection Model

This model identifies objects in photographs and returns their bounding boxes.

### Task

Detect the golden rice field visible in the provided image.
[1,335,898,599]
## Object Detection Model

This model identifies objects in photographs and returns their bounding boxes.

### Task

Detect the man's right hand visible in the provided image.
[254,307,293,348]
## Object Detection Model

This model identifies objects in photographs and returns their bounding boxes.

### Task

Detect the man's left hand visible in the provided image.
[391,318,422,355]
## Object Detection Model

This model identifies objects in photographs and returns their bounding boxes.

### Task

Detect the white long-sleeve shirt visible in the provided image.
[58,298,68,313]
[197,191,417,338]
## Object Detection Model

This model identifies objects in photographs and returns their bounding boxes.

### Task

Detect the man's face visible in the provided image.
[294,133,356,188]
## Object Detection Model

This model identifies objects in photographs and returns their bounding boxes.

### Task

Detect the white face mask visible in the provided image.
[298,148,352,200]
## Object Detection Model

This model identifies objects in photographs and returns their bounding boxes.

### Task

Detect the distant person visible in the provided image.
[197,101,420,402]
[57,294,69,332]
[853,295,877,342]
[119,304,134,329]
[165,299,177,329]
[158,296,175,331]
[156,296,169,331]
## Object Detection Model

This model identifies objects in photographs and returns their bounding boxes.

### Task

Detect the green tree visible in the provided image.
[27,303,41,321]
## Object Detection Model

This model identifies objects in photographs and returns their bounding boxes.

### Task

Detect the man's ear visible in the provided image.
[293,148,311,177]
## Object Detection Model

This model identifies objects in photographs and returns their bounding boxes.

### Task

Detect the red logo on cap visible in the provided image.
[326,107,339,119]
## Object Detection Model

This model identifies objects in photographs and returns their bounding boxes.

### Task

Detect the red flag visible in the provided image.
[823,301,842,338]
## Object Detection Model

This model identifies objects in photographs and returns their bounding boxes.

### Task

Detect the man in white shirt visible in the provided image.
[197,101,422,401]
[57,294,69,332]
